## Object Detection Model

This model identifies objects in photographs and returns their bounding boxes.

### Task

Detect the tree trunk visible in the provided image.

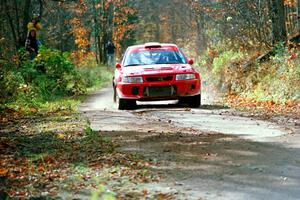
[3,0,18,50]
[92,0,100,64]
[22,0,32,46]
[298,0,300,33]
[107,2,114,42]
[59,3,65,51]
[269,0,287,44]
[170,9,177,43]
[154,16,161,42]
[39,0,44,18]
[196,13,207,53]
[13,0,21,42]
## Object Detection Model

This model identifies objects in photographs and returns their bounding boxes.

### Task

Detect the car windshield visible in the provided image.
[123,49,187,67]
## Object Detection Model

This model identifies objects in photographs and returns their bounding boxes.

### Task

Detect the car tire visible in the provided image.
[113,85,117,102]
[178,96,189,106]
[112,78,117,102]
[179,94,201,108]
[189,94,201,108]
[118,98,137,110]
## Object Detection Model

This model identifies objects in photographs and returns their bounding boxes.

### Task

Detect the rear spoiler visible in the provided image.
[144,42,162,49]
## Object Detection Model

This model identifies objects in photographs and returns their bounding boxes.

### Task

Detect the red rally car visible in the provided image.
[113,43,201,110]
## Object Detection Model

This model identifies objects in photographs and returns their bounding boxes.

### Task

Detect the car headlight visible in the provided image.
[122,76,143,83]
[176,74,196,80]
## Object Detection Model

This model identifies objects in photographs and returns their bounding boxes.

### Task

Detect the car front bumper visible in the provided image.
[116,79,201,100]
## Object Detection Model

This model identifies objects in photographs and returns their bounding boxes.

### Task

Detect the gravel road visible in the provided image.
[80,87,300,200]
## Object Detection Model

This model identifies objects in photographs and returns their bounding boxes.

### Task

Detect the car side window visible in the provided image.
[178,48,188,64]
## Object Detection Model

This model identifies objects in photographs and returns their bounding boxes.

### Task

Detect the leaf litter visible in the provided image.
[0,110,172,199]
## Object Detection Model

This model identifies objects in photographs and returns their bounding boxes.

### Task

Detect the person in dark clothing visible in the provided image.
[106,41,116,67]
[27,15,42,37]
[25,29,38,60]
[27,15,43,46]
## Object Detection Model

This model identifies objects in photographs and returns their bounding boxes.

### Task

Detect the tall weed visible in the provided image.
[243,55,300,103]
[197,46,300,104]
[0,47,112,111]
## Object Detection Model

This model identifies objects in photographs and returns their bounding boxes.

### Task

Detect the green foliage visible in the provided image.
[199,47,300,104]
[32,46,86,96]
[84,126,94,136]
[78,67,112,92]
[273,42,287,56]
[212,50,243,74]
[243,54,300,103]
[91,185,116,200]
[0,47,112,111]
[200,48,245,92]
[0,65,24,101]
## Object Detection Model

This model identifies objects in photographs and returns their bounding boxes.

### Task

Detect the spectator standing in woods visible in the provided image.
[27,15,42,45]
[25,29,38,60]
[106,41,116,67]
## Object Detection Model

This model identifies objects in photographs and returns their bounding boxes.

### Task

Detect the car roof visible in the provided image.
[127,42,179,51]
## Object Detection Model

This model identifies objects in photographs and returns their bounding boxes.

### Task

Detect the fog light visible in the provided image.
[132,87,139,95]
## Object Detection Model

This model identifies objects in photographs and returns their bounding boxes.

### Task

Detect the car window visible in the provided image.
[123,49,187,67]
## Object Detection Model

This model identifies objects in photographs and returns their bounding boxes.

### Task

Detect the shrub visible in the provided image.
[200,49,245,93]
[0,47,112,111]
[33,46,86,97]
[197,46,300,104]
[243,54,300,103]
[212,50,243,74]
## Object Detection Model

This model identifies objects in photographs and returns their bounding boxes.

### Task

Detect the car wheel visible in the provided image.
[113,86,117,102]
[178,96,189,106]
[112,79,117,102]
[118,98,137,110]
[189,94,201,108]
[179,94,201,108]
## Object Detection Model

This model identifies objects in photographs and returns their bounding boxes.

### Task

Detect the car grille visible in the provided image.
[146,76,173,82]
[143,85,176,97]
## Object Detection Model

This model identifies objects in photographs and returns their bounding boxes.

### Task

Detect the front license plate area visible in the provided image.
[144,85,176,97]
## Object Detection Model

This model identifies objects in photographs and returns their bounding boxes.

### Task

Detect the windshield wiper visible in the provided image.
[124,64,143,67]
[156,62,181,65]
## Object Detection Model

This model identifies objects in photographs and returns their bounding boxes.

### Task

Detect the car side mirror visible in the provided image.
[116,63,122,69]
[188,59,194,65]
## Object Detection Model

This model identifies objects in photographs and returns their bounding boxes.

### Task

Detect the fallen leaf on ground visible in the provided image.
[0,168,9,176]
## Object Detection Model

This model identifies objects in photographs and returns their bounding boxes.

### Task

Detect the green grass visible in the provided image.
[1,47,113,114]
[197,46,300,104]
[78,66,113,92]
[3,66,112,114]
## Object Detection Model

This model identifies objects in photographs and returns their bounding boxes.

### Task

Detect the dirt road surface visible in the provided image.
[80,87,300,200]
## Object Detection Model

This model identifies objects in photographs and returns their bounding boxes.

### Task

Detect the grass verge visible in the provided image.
[0,112,162,199]
[0,64,171,199]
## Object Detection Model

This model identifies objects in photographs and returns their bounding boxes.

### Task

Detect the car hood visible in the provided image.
[121,64,195,76]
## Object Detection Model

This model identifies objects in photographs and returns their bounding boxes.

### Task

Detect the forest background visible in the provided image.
[1,0,300,198]
[0,0,299,114]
